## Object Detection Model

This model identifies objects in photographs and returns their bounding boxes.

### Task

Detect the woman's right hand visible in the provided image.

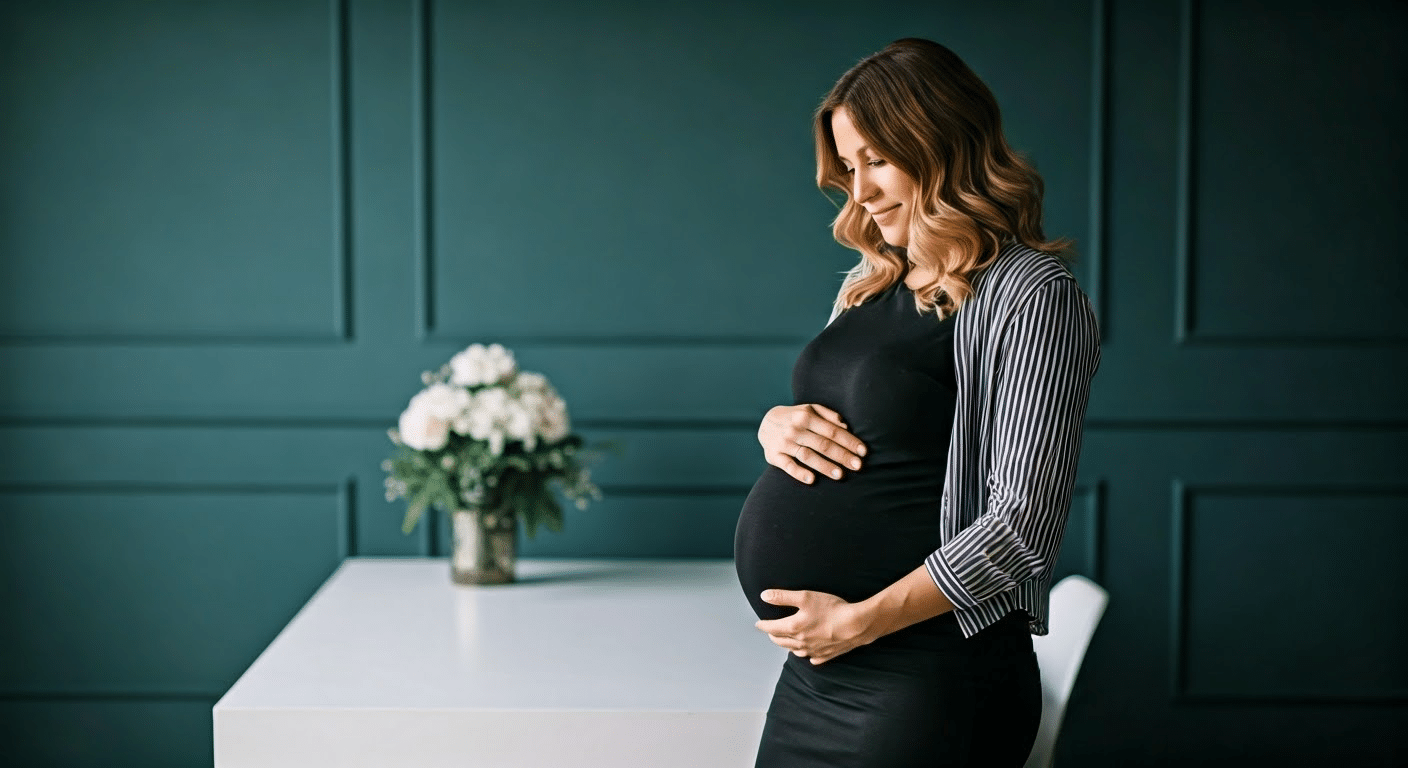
[758,404,867,484]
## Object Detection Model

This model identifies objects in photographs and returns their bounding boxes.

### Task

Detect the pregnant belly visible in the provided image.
[733,464,945,622]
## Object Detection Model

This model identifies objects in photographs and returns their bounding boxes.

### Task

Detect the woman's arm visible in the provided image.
[924,276,1101,609]
[757,565,953,664]
[756,276,1100,662]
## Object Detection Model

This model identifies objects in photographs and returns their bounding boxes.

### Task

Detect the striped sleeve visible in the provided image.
[925,277,1101,610]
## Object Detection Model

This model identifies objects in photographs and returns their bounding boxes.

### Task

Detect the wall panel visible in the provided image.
[1174,485,1408,702]
[1181,0,1407,343]
[421,0,1095,342]
[0,486,347,694]
[0,0,350,342]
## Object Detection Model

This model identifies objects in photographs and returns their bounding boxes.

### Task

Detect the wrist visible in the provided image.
[856,565,955,644]
[852,594,893,645]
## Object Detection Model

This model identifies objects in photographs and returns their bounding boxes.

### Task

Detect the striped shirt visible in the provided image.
[826,242,1102,638]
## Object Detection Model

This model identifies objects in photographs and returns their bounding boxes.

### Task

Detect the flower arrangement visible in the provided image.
[382,343,603,538]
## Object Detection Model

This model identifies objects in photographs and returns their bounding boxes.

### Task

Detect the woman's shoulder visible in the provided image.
[978,242,1074,290]
[970,242,1077,311]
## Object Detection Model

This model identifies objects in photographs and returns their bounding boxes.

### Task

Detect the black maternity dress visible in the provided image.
[734,279,1041,768]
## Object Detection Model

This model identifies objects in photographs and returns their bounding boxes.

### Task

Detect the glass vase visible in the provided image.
[450,507,517,585]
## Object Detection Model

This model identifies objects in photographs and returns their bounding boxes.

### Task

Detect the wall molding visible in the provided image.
[6,416,1405,432]
[408,0,808,348]
[0,477,355,698]
[1169,481,1408,704]
[411,0,1109,347]
[1085,0,1110,341]
[0,0,354,346]
[1073,479,1107,583]
[0,479,355,560]
[1172,0,1406,348]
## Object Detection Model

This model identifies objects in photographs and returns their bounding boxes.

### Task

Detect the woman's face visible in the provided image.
[830,106,917,248]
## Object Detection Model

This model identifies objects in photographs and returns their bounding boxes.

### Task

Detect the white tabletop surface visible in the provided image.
[213,557,786,768]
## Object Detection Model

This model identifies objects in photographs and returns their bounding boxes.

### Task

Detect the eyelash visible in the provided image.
[841,160,886,174]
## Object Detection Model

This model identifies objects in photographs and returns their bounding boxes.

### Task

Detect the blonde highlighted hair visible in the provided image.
[815,38,1072,320]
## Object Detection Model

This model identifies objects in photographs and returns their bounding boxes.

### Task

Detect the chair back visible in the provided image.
[1023,575,1109,768]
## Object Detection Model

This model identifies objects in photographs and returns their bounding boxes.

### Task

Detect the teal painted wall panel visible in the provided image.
[0,0,347,340]
[424,0,1095,341]
[510,495,746,558]
[0,488,346,693]
[1065,427,1408,765]
[0,424,408,556]
[1180,489,1408,700]
[1055,486,1104,583]
[0,0,1404,765]
[1191,0,1407,340]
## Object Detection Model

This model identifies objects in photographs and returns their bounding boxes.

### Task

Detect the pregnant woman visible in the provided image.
[733,38,1101,768]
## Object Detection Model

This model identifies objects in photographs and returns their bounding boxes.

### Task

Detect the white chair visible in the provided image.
[1023,575,1109,768]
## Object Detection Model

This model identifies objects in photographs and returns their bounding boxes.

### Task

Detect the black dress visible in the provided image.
[734,279,1041,768]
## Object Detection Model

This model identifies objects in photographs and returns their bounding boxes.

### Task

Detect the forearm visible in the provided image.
[856,563,956,643]
[928,277,1099,608]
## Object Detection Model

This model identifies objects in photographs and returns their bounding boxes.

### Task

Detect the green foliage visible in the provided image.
[384,432,613,539]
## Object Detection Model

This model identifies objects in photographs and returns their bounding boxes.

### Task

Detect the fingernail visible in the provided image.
[803,473,813,484]
[761,590,772,600]
[850,459,861,469]
[858,446,867,456]
[830,469,841,479]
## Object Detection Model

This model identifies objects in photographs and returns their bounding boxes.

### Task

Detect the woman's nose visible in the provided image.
[852,169,876,203]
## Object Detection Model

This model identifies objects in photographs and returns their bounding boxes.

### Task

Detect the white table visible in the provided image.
[213,558,786,767]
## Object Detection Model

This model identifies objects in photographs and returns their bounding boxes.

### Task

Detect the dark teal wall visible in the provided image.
[0,0,1404,765]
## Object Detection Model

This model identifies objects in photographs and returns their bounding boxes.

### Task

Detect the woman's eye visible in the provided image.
[841,160,884,174]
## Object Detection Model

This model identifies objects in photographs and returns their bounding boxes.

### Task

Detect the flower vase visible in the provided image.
[450,507,517,585]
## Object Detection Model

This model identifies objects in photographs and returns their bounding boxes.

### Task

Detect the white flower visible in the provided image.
[448,387,506,454]
[421,382,471,421]
[398,389,451,451]
[514,371,549,391]
[505,400,534,446]
[486,344,516,377]
[424,358,574,454]
[449,343,519,387]
[537,394,570,443]
[509,372,571,445]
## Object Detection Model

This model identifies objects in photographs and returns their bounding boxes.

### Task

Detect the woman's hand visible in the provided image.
[755,589,875,665]
[758,404,867,484]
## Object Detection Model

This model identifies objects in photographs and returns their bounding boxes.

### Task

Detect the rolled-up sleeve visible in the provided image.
[925,277,1101,609]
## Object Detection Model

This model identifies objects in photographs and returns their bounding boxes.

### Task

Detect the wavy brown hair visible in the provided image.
[815,38,1072,320]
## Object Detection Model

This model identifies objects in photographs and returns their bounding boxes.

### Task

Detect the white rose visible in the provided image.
[450,343,519,387]
[517,390,546,418]
[421,382,471,421]
[398,393,450,451]
[452,386,502,441]
[475,387,510,419]
[504,400,534,450]
[448,344,488,386]
[456,407,492,442]
[538,396,570,443]
[515,371,548,392]
[485,344,517,383]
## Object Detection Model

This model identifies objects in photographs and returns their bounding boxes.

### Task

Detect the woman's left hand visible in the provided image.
[755,589,874,665]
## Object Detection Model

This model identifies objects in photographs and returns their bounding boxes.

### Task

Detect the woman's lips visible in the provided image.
[872,204,900,223]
